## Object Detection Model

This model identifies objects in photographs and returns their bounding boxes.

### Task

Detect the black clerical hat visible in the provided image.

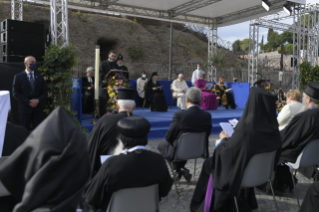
[116,53,124,61]
[117,88,135,100]
[117,116,150,138]
[305,82,319,99]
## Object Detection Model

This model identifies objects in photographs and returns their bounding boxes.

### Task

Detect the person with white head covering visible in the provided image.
[191,63,205,86]
[136,71,147,107]
[82,67,95,113]
[171,74,189,110]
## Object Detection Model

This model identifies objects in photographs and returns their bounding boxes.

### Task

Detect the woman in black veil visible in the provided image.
[144,72,168,112]
[191,87,282,212]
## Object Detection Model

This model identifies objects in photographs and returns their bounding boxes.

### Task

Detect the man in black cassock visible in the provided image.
[0,107,91,212]
[88,88,136,177]
[99,50,117,116]
[300,181,319,212]
[273,82,319,191]
[144,72,168,112]
[114,53,129,79]
[158,87,212,181]
[82,67,95,114]
[83,116,173,212]
[190,87,282,212]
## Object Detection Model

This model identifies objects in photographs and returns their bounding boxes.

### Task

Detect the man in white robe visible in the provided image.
[136,71,147,107]
[171,74,189,110]
[191,64,205,86]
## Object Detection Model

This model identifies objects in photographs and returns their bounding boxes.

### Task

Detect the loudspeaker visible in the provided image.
[0,55,43,63]
[2,43,45,57]
[1,31,45,46]
[1,19,45,35]
[291,57,297,67]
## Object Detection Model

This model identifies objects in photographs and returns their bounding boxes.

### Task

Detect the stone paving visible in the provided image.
[146,135,314,212]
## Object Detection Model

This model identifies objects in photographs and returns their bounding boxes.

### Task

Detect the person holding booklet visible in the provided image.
[215,77,236,109]
[171,74,189,110]
[83,116,172,212]
[145,72,168,112]
[195,73,217,110]
[190,87,281,212]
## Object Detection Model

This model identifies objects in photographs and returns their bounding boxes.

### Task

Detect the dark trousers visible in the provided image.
[19,111,43,131]
[139,97,145,107]
[157,140,187,172]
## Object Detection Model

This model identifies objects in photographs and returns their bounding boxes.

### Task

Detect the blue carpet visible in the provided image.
[82,107,244,140]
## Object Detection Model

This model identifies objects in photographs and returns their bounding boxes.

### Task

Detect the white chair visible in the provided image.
[285,139,319,207]
[168,132,207,195]
[107,184,159,212]
[0,156,10,197]
[234,150,279,212]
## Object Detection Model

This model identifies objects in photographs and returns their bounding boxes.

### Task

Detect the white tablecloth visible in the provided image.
[0,91,11,156]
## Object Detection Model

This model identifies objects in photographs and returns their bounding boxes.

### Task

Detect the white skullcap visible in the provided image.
[178,74,183,77]
[87,67,94,73]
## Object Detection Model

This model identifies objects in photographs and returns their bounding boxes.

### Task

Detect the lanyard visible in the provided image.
[309,106,316,110]
[122,145,147,155]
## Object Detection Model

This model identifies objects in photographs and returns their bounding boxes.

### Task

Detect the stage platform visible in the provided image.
[82,107,244,140]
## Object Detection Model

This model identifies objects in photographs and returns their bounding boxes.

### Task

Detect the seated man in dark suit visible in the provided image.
[83,116,172,212]
[82,67,95,113]
[158,87,212,181]
[12,56,47,131]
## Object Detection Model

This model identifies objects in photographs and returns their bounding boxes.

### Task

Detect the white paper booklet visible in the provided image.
[205,83,214,90]
[225,88,233,93]
[100,155,113,164]
[229,119,238,128]
[219,122,234,137]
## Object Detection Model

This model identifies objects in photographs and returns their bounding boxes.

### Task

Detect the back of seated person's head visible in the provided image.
[286,90,301,104]
[116,89,136,112]
[303,82,319,109]
[186,87,202,106]
[117,100,135,112]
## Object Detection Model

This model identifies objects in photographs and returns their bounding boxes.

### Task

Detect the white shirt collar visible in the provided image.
[122,145,147,155]
[25,69,34,75]
[187,104,197,109]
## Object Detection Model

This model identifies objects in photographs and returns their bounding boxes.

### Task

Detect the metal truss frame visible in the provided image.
[207,21,218,82]
[50,0,69,47]
[248,19,259,86]
[169,0,222,14]
[11,0,23,21]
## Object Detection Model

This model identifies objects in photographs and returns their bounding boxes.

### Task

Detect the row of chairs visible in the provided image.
[1,136,319,212]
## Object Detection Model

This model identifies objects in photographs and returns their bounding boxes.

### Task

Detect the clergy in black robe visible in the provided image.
[0,112,29,212]
[88,88,136,177]
[115,53,129,79]
[0,107,91,212]
[83,116,172,212]
[99,50,117,116]
[300,181,319,212]
[191,87,282,212]
[273,82,319,191]
[82,67,95,114]
[145,72,168,112]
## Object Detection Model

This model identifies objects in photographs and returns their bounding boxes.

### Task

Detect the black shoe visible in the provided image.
[182,168,192,182]
[173,171,182,182]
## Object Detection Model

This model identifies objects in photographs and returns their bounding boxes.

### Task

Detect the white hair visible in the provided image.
[117,100,135,110]
[178,74,183,78]
[87,67,94,73]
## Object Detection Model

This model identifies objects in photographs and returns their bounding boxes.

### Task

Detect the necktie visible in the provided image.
[29,73,35,92]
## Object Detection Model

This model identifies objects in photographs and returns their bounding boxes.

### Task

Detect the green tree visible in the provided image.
[280,31,293,44]
[240,38,250,53]
[232,39,242,55]
[260,35,264,51]
[299,62,319,92]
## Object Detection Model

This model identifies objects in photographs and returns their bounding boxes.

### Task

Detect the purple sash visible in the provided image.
[204,174,214,212]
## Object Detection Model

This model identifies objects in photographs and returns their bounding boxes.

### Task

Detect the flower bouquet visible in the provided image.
[103,73,130,114]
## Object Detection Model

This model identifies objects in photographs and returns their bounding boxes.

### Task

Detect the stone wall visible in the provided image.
[0,1,208,81]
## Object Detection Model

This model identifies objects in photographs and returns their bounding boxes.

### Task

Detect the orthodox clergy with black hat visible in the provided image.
[99,50,117,116]
[0,107,91,212]
[88,88,136,177]
[269,82,319,192]
[83,116,172,212]
[114,53,129,79]
[190,87,282,212]
[300,181,319,212]
[145,72,168,112]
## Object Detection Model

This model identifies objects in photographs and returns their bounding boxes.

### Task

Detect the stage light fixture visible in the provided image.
[262,0,270,11]
[283,4,292,15]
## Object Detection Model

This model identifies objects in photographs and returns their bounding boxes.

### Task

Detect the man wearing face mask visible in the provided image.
[99,50,117,116]
[12,56,48,131]
[137,71,147,107]
[191,63,205,86]
[115,53,129,79]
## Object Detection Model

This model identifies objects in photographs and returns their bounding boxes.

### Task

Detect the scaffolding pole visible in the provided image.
[11,0,23,21]
[50,0,69,47]
[248,19,259,86]
[208,21,217,82]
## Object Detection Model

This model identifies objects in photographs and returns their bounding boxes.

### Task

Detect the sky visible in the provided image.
[218,0,319,44]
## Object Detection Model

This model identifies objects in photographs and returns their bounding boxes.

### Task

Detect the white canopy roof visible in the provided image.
[35,0,299,27]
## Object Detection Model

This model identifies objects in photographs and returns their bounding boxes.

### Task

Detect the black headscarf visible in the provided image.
[0,107,91,212]
[210,87,282,210]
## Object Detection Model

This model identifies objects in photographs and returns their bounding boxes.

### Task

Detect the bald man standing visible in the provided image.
[12,56,47,131]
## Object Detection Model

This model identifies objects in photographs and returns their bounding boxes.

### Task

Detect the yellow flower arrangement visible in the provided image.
[112,76,115,79]
[112,105,116,109]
